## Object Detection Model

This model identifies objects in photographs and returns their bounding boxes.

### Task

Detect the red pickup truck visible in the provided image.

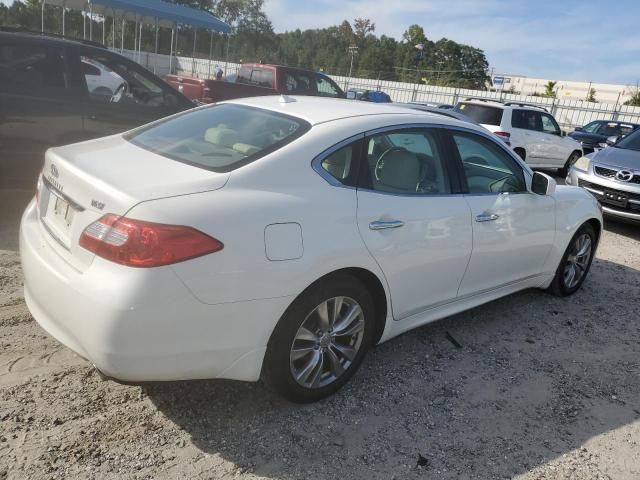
[163,63,345,104]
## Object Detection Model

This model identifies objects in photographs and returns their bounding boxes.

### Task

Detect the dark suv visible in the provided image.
[0,30,194,188]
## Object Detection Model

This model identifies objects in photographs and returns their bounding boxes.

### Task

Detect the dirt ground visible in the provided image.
[1,188,640,480]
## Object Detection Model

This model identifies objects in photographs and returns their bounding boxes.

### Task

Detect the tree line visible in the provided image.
[2,0,491,89]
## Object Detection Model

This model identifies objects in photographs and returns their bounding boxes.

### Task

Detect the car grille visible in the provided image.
[578,179,640,213]
[594,165,640,184]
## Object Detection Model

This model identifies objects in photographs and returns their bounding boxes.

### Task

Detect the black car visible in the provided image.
[0,29,194,189]
[569,120,638,155]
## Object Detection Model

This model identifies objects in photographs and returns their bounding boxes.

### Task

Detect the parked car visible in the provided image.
[21,96,602,402]
[454,98,583,174]
[345,88,392,102]
[0,29,195,189]
[392,102,480,124]
[567,128,640,222]
[163,64,345,104]
[569,120,638,155]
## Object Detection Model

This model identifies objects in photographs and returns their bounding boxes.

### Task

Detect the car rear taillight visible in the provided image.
[79,214,223,268]
[494,131,511,146]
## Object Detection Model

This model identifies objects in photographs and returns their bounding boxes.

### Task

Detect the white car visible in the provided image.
[21,96,602,402]
[455,99,583,174]
[81,57,124,97]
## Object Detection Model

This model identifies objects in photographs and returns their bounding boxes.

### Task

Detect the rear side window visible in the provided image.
[512,109,541,131]
[126,104,311,173]
[455,103,503,126]
[0,43,67,96]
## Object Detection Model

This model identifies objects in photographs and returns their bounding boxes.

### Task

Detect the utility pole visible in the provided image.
[347,45,358,77]
[346,45,358,91]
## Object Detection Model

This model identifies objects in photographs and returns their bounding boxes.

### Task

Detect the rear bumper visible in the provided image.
[20,200,293,382]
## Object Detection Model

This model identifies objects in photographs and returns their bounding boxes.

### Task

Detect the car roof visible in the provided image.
[458,98,549,112]
[223,95,485,131]
[0,29,106,49]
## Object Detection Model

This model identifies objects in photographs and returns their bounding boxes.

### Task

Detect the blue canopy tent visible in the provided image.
[41,0,231,75]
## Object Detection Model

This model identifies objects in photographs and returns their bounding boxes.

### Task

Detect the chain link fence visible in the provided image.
[126,50,640,130]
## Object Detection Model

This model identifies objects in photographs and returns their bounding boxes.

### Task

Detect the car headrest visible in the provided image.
[377,150,420,192]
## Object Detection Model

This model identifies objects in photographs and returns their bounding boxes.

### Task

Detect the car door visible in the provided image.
[511,109,545,163]
[72,46,190,137]
[446,129,556,296]
[0,38,84,189]
[356,126,472,320]
[540,112,567,166]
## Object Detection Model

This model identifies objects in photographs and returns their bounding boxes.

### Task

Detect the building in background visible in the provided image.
[491,74,630,104]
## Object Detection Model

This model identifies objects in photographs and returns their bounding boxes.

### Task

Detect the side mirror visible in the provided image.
[574,126,583,132]
[531,171,557,196]
[607,135,620,145]
[560,130,567,137]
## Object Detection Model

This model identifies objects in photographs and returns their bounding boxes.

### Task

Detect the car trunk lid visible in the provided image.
[37,135,229,271]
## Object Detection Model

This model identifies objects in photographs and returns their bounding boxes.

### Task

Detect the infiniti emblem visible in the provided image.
[50,164,59,178]
[615,170,633,182]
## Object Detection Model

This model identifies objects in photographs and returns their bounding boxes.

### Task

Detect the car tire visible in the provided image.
[548,223,597,297]
[560,151,582,177]
[262,273,375,403]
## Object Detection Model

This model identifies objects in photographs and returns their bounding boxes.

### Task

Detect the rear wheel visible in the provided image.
[263,274,375,403]
[548,223,597,296]
[560,151,581,177]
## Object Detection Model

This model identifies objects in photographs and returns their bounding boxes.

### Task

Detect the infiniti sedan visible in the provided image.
[21,97,602,402]
[567,128,640,222]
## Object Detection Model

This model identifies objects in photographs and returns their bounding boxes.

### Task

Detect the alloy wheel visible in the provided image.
[290,296,365,389]
[563,233,592,289]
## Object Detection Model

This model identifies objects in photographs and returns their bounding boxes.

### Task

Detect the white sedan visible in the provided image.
[21,96,602,402]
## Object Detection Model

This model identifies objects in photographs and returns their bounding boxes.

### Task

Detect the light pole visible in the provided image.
[344,45,358,90]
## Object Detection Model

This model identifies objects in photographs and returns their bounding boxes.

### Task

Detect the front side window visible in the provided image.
[541,114,560,135]
[361,129,451,195]
[316,76,341,97]
[80,52,179,108]
[284,72,313,94]
[0,43,67,96]
[613,128,640,152]
[452,132,526,194]
[126,104,310,172]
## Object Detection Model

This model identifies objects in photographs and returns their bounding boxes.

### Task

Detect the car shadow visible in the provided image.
[0,189,33,252]
[145,256,640,479]
[604,217,640,241]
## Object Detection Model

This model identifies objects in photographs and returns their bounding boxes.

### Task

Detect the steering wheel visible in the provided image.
[110,81,128,103]
[374,146,409,181]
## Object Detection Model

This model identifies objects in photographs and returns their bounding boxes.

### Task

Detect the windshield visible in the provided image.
[596,122,635,137]
[125,104,310,172]
[613,128,640,151]
[454,103,503,126]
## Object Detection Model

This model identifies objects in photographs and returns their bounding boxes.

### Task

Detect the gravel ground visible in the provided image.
[1,188,640,480]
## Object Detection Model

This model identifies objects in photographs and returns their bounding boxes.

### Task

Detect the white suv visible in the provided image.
[455,99,583,174]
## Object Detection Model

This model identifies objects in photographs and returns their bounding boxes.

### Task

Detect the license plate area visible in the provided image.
[42,188,78,248]
[602,190,629,208]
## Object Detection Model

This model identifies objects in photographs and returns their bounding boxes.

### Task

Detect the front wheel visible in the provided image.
[262,274,375,403]
[548,223,597,296]
[560,151,581,177]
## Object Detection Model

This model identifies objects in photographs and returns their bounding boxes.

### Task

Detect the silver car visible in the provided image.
[567,129,640,222]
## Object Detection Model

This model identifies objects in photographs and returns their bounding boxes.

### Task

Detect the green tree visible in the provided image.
[586,88,597,103]
[544,81,557,98]
[402,24,425,45]
[623,83,640,106]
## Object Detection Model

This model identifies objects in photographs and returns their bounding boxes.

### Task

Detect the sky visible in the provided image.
[3,0,639,85]
[263,0,640,86]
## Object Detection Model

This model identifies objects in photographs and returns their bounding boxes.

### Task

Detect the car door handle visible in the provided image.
[369,220,405,230]
[475,213,500,222]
